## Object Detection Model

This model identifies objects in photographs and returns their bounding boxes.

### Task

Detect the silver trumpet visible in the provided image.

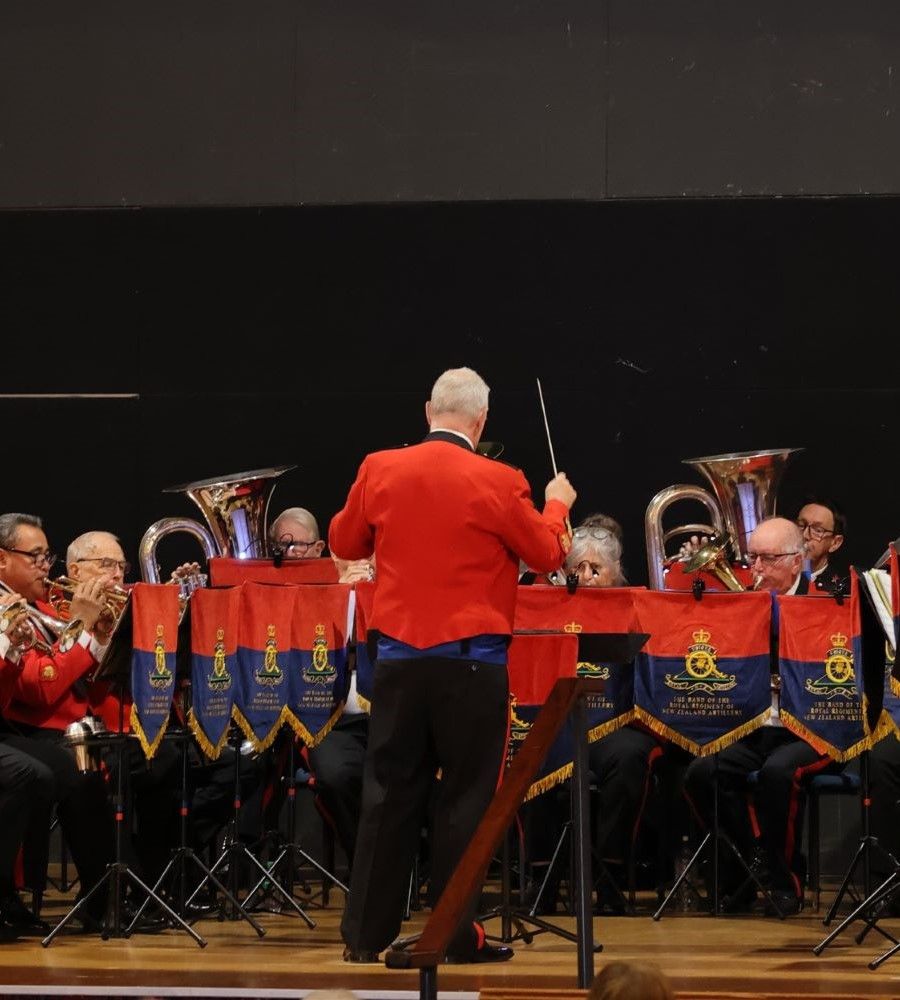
[0,585,84,655]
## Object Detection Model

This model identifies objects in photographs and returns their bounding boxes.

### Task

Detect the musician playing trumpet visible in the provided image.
[0,513,114,930]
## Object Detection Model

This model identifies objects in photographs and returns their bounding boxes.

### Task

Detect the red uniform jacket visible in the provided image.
[329,434,570,648]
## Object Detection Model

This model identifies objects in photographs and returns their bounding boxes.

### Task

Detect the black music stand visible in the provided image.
[814,569,900,961]
[42,614,204,947]
[478,632,648,948]
[242,731,348,913]
[130,607,265,938]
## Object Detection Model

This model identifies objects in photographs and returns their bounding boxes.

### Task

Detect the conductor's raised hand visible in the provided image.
[545,472,577,510]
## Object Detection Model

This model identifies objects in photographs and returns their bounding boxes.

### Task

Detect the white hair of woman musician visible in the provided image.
[559,522,627,588]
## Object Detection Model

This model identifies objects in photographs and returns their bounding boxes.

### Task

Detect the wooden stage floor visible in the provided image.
[2,888,900,1000]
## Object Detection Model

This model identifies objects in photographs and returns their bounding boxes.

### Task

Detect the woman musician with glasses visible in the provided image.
[0,513,116,932]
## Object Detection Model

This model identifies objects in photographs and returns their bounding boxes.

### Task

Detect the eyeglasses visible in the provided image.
[746,551,801,566]
[574,560,607,577]
[796,520,835,541]
[2,547,57,569]
[278,536,320,557]
[75,557,131,574]
[572,527,613,543]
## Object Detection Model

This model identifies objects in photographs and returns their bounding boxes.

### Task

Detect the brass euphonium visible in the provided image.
[139,465,296,584]
[645,448,801,590]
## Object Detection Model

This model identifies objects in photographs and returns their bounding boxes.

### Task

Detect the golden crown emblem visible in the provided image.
[216,627,224,641]
[692,628,711,644]
[267,624,276,639]
[315,623,326,637]
[156,624,165,638]
[831,632,848,648]
[564,621,583,634]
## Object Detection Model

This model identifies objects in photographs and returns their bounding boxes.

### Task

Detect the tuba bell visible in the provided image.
[139,465,296,583]
[645,448,801,590]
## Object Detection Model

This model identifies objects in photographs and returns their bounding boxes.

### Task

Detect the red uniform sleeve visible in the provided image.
[329,458,376,561]
[501,473,570,574]
[12,642,97,708]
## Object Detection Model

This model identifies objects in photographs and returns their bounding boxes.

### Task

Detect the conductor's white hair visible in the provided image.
[429,367,489,420]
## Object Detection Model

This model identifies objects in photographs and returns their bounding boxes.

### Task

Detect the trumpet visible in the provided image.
[45,576,129,639]
[0,590,84,654]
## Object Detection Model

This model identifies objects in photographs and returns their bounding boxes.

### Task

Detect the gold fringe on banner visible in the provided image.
[779,710,870,763]
[586,710,635,745]
[868,708,898,746]
[129,705,168,761]
[525,763,573,802]
[890,674,900,699]
[285,704,344,748]
[187,709,230,761]
[231,705,293,753]
[356,693,372,714]
[632,706,770,758]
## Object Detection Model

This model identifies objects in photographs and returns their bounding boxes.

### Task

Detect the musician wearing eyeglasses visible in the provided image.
[0,513,114,930]
[268,507,327,560]
[684,517,839,917]
[795,498,846,591]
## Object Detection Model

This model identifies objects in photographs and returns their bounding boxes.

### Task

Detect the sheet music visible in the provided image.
[861,568,895,655]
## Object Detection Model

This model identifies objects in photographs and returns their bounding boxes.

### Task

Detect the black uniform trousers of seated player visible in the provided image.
[0,741,55,902]
[0,726,112,911]
[685,727,836,901]
[341,657,508,959]
[867,735,900,886]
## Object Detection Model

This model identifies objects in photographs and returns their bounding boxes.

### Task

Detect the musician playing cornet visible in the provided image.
[0,513,114,930]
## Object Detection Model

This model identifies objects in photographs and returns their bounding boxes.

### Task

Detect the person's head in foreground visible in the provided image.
[588,960,675,1000]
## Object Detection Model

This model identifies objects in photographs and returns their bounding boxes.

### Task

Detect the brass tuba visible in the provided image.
[645,448,801,590]
[139,466,296,583]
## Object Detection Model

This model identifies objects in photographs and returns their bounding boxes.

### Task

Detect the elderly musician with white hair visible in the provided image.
[331,366,576,964]
[684,516,837,916]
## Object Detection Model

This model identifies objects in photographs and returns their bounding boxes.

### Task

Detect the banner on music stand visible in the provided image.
[188,586,241,759]
[286,585,354,746]
[130,583,180,760]
[233,583,293,751]
[632,590,772,757]
[504,632,580,800]
[353,582,375,711]
[209,557,339,587]
[777,593,867,761]
[514,587,641,741]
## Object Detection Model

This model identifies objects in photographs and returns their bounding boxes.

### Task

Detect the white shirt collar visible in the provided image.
[430,427,474,450]
[786,573,803,596]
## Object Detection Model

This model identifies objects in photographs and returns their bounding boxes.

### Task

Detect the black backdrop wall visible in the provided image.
[3,196,898,582]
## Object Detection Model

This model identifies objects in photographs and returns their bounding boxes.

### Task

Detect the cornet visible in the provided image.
[46,576,129,639]
[0,592,83,655]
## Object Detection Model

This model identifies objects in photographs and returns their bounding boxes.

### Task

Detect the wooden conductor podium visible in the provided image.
[386,627,649,1000]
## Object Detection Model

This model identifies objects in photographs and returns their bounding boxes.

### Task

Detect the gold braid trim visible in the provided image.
[284,705,344,748]
[779,710,869,763]
[129,704,169,761]
[868,709,898,747]
[631,707,770,757]
[187,708,230,761]
[586,710,635,744]
[890,674,900,699]
[525,763,573,802]
[230,704,292,753]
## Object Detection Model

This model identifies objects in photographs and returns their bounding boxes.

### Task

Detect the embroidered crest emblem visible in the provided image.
[805,632,857,699]
[665,628,736,693]
[208,626,232,692]
[257,624,284,686]
[149,623,173,688]
[304,624,337,685]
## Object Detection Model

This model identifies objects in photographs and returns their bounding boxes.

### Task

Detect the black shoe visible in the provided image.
[718,881,758,914]
[446,943,514,964]
[763,890,803,917]
[342,945,381,963]
[0,893,50,935]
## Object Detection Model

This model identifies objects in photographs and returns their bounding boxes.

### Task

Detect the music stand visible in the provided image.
[480,632,648,948]
[130,605,266,938]
[42,612,204,947]
[814,569,900,960]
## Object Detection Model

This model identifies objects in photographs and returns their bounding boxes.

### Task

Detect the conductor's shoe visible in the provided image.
[0,893,50,935]
[342,945,381,963]
[446,943,514,964]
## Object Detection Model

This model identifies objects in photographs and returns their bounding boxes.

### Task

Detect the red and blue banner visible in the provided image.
[130,583,180,759]
[777,593,866,761]
[286,585,353,747]
[504,632,580,800]
[233,583,293,751]
[632,590,772,756]
[188,586,241,759]
[514,586,641,744]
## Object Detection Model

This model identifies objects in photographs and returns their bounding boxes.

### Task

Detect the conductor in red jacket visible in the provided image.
[330,367,576,964]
